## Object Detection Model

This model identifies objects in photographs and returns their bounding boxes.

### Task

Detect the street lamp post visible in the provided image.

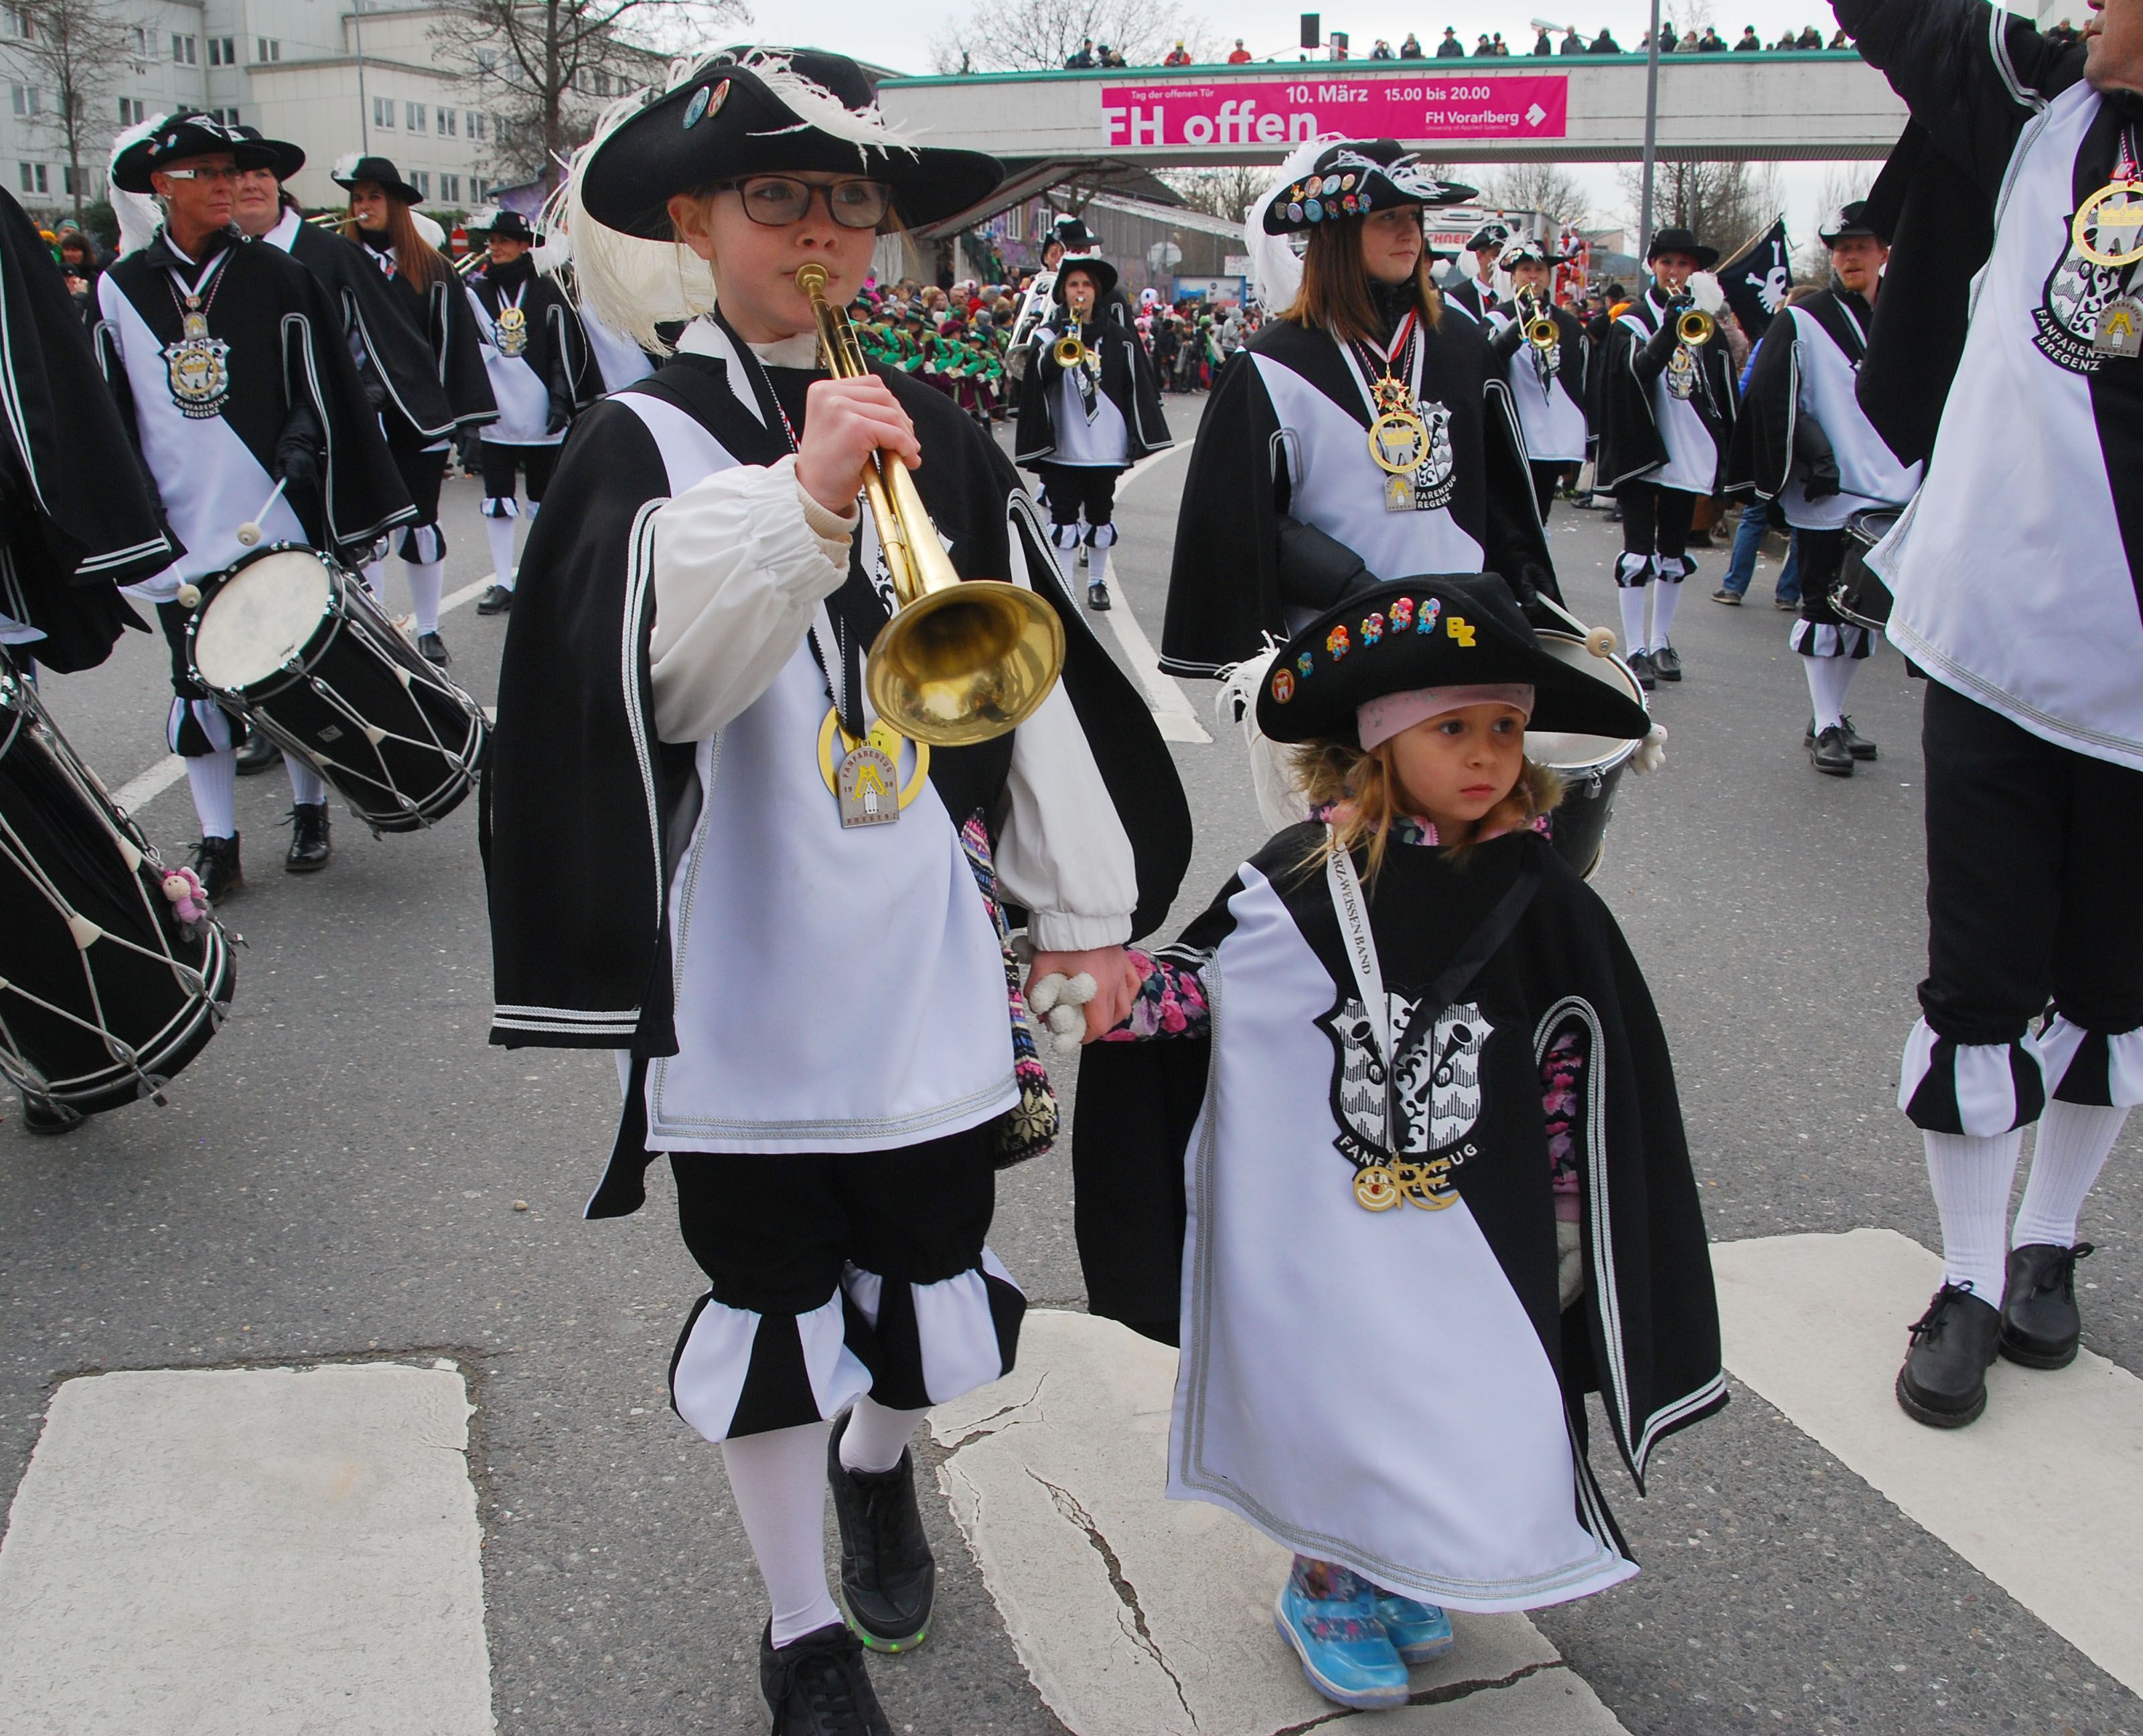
[1637,0,1661,257]
[353,0,371,153]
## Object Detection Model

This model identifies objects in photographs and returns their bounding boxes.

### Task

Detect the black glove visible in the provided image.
[275,401,324,490]
[1501,563,1562,629]
[1641,311,1684,369]
[1490,315,1526,360]
[544,387,573,437]
[456,427,484,474]
[362,372,389,411]
[1793,413,1842,500]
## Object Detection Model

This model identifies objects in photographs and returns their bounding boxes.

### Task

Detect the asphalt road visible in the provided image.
[4,389,2138,1736]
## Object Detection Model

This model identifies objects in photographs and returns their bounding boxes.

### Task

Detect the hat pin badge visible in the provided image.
[684,79,729,129]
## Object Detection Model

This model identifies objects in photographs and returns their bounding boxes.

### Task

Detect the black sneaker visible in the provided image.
[1838,715,1878,761]
[1774,594,1800,610]
[1627,649,1657,691]
[1653,644,1683,681]
[1710,587,1743,605]
[760,1621,892,1736]
[235,731,280,776]
[827,1410,936,1653]
[285,803,331,873]
[1808,724,1854,776]
[1896,1283,2001,1428]
[20,1096,84,1136]
[1087,581,1111,612]
[194,833,242,902]
[418,631,451,667]
[2000,1242,2093,1369]
[475,585,513,616]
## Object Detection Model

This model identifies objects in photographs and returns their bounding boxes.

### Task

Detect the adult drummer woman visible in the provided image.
[333,153,496,665]
[1159,139,1561,679]
[482,47,1187,1736]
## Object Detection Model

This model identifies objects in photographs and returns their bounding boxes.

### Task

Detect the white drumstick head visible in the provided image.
[175,583,202,609]
[1586,626,1616,658]
[235,523,261,547]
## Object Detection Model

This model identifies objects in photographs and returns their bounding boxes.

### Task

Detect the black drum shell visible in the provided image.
[1832,508,1901,634]
[1546,757,1629,881]
[1,692,236,1112]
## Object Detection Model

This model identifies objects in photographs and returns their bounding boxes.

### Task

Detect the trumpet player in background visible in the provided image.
[1013,253,1172,612]
[1593,226,1739,690]
[1486,237,1591,521]
[482,48,1187,1736]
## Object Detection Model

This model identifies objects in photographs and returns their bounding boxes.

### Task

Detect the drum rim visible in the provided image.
[186,540,346,697]
[1529,630,1644,778]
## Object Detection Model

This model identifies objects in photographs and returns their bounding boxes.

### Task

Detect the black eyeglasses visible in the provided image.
[714,176,893,230]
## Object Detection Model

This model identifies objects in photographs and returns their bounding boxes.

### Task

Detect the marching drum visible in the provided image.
[184,545,488,834]
[1,667,236,1112]
[1526,632,1648,880]
[1831,508,1901,634]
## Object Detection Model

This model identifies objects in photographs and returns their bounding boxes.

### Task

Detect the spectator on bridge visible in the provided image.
[1438,26,1465,56]
[1828,26,1850,46]
[1795,23,1823,47]
[1697,25,1728,50]
[1591,26,1623,51]
[1067,37,1094,66]
[1562,25,1587,52]
[1165,39,1193,65]
[1371,37,1394,58]
[1400,31,1424,56]
[1773,27,1799,47]
[1228,38,1252,62]
[1492,31,1512,53]
[1734,24,1762,49]
[1474,32,1495,54]
[1534,25,1555,54]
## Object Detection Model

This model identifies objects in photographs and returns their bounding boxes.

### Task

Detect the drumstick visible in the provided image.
[234,478,289,549]
[1530,589,1619,658]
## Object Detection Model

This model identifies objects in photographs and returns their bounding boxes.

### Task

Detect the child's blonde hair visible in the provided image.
[1292,736,1562,882]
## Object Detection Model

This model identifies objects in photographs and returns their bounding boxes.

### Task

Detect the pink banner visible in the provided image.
[1100,74,1568,149]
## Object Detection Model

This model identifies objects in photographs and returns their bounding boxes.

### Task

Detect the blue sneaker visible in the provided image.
[1372,1589,1455,1664]
[1272,1562,1410,1711]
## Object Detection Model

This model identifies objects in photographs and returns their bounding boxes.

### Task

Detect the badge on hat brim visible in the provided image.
[684,79,729,128]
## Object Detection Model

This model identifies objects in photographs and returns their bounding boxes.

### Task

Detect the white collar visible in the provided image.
[262,206,303,254]
[675,317,822,425]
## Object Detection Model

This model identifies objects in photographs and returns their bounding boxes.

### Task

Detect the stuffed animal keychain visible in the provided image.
[1025,970,1097,1056]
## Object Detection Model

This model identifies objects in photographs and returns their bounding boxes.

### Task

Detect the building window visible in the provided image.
[411,169,429,198]
[469,175,486,201]
[255,38,279,62]
[62,163,77,195]
[592,68,610,96]
[171,33,196,63]
[436,106,455,137]
[18,162,46,194]
[467,112,486,141]
[405,101,425,132]
[118,95,144,125]
[2,9,31,38]
[10,84,32,116]
[129,24,147,55]
[374,94,394,129]
[475,47,495,72]
[207,35,233,64]
[439,172,459,202]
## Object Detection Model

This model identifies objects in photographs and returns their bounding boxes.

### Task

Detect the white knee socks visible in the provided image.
[2012,1104,2130,1249]
[1805,655,1858,733]
[287,755,326,807]
[1617,587,1649,656]
[1051,536,1080,591]
[722,1422,842,1649]
[485,517,518,591]
[186,748,238,839]
[838,1396,929,1475]
[1925,1129,2023,1302]
[1651,577,1684,646]
[407,559,445,636]
[362,559,388,606]
[1087,542,1112,589]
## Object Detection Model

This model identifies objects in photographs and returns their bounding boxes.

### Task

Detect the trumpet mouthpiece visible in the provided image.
[795,263,830,293]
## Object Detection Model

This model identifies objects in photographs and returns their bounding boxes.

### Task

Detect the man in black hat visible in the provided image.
[1487,238,1590,519]
[1828,0,2143,1435]
[1592,226,1736,688]
[1727,200,1919,774]
[96,113,413,893]
[465,208,597,613]
[1443,222,1510,323]
[1014,254,1171,609]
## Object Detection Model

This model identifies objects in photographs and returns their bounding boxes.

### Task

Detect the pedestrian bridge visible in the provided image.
[878,50,1907,228]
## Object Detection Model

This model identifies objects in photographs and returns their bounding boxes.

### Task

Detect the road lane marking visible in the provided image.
[0,1360,491,1735]
[1102,443,1210,744]
[1713,1228,2143,1697]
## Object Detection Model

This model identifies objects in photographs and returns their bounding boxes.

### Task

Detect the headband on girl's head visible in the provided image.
[1356,684,1534,750]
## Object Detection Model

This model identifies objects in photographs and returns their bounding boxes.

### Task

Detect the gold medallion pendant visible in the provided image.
[816,707,929,828]
[1353,1165,1402,1211]
[2073,181,2143,271]
[495,304,529,357]
[161,309,232,421]
[1367,375,1430,477]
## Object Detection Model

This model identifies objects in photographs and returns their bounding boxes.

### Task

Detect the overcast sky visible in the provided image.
[734,0,2054,249]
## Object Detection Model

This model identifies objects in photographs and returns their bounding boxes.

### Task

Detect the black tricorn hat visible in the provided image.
[1466,220,1511,252]
[1645,224,1720,267]
[1048,214,1096,250]
[1257,573,1653,745]
[579,46,1003,240]
[111,113,278,193]
[235,123,305,182]
[1052,253,1119,300]
[331,153,426,205]
[1499,236,1566,269]
[1263,139,1475,235]
[1818,199,1887,245]
[478,210,537,242]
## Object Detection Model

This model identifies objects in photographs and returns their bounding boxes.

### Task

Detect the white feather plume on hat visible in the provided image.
[1245,134,1336,311]
[108,111,168,258]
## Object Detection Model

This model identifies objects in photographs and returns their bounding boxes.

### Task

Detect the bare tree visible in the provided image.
[432,0,743,193]
[931,0,1210,74]
[1617,158,1781,257]
[5,0,135,221]
[1796,165,1873,280]
[1163,163,1271,226]
[1480,162,1592,229]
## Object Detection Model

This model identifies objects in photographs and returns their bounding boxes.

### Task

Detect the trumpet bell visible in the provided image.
[1052,333,1087,368]
[866,579,1067,748]
[1526,315,1559,349]
[1678,308,1715,346]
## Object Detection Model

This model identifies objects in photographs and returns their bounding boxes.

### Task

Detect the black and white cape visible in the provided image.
[465,258,599,447]
[1593,287,1739,494]
[1012,316,1171,469]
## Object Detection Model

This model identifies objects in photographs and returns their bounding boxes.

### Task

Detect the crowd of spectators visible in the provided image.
[1065,20,1880,67]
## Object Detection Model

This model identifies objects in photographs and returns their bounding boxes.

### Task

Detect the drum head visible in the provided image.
[1525,634,1647,773]
[193,549,335,691]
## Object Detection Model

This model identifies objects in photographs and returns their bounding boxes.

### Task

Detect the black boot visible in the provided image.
[2000,1242,2093,1369]
[235,731,280,776]
[827,1410,936,1653]
[20,1096,84,1135]
[759,1621,891,1736]
[194,833,242,902]
[1808,723,1854,776]
[1895,1283,2002,1428]
[285,803,331,873]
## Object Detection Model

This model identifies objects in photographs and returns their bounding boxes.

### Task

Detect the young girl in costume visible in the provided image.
[1059,569,1723,1713]
[483,47,1187,1736]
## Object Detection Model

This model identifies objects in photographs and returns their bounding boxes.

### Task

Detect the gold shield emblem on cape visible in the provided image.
[161,325,232,420]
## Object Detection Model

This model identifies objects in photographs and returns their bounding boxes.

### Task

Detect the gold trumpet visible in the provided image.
[795,262,1065,748]
[1526,313,1559,350]
[1052,328,1090,368]
[1678,306,1716,346]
